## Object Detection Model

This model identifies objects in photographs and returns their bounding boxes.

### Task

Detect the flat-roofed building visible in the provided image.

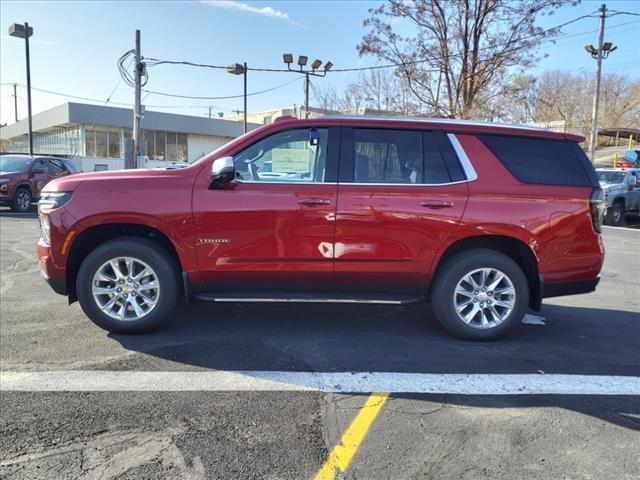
[0,102,259,171]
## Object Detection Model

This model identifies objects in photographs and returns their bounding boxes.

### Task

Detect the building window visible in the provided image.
[141,130,154,159]
[85,128,96,157]
[155,131,166,161]
[95,127,108,158]
[108,128,121,159]
[177,133,188,162]
[166,132,177,161]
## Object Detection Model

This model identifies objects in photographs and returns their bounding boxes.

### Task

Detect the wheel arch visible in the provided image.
[14,182,33,195]
[429,232,541,310]
[65,222,184,304]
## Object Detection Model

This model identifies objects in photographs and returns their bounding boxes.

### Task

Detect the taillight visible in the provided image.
[589,187,605,233]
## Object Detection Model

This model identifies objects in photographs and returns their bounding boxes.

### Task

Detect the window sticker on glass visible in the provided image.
[271,148,312,173]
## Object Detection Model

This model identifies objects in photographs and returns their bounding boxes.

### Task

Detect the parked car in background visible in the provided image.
[37,117,604,340]
[596,167,640,226]
[0,155,79,212]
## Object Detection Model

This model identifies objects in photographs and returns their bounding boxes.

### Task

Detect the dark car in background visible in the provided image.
[0,155,79,212]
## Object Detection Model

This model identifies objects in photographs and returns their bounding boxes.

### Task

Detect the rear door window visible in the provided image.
[352,129,422,184]
[340,127,468,185]
[479,135,597,187]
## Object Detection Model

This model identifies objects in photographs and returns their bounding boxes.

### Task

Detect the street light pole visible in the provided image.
[589,4,606,163]
[13,83,18,123]
[8,22,34,155]
[282,54,333,119]
[243,62,247,133]
[227,62,248,133]
[304,73,310,119]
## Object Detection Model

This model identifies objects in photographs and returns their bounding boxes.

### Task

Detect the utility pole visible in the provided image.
[304,73,310,119]
[13,83,18,122]
[130,29,142,170]
[588,4,606,163]
[208,106,212,119]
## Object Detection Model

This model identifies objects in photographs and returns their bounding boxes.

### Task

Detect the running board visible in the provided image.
[193,292,424,305]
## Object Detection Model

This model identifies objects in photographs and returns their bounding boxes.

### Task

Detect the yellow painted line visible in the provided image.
[314,392,389,480]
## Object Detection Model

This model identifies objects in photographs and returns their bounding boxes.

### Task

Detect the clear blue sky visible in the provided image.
[1,0,638,124]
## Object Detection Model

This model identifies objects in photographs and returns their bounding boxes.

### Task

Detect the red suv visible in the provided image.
[37,117,604,340]
[1,155,79,212]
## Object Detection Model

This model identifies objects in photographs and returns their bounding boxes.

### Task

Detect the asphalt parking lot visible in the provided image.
[1,209,639,479]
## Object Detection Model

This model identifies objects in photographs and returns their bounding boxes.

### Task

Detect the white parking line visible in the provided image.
[602,225,640,232]
[1,371,639,395]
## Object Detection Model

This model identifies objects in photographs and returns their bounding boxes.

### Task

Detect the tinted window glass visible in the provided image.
[61,159,79,173]
[439,134,466,182]
[353,129,422,184]
[480,135,593,186]
[32,160,46,172]
[233,128,329,182]
[47,159,65,174]
[423,131,451,183]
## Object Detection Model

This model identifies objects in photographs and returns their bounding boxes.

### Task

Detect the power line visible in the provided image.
[141,75,303,100]
[143,11,600,75]
[1,82,295,110]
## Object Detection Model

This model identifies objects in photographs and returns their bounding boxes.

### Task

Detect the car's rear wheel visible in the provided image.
[431,249,529,340]
[12,187,32,213]
[76,238,180,333]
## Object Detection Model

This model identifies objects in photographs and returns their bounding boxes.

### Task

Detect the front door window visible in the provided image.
[233,128,329,183]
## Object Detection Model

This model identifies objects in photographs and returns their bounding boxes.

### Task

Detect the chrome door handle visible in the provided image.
[421,200,453,209]
[298,198,331,206]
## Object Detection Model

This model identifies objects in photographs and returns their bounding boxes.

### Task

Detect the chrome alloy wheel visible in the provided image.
[91,257,160,321]
[17,190,30,210]
[453,268,516,329]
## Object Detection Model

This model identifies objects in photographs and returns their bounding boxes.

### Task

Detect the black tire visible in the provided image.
[606,203,626,227]
[431,249,529,341]
[11,187,32,213]
[76,238,180,333]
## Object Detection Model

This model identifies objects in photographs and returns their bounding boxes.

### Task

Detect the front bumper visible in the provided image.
[37,238,67,296]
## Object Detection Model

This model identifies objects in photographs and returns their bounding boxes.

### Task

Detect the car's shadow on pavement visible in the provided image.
[108,301,639,376]
[108,301,640,431]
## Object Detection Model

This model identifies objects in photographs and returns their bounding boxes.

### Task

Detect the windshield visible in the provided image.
[0,155,31,173]
[597,171,626,184]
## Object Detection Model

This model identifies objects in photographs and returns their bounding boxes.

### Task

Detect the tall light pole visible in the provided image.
[8,22,34,156]
[227,62,247,133]
[585,3,616,163]
[282,54,333,119]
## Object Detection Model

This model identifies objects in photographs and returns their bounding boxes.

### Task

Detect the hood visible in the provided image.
[42,167,183,193]
[599,181,623,190]
[0,171,25,182]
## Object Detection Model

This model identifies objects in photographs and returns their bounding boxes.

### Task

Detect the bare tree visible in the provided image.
[358,0,574,118]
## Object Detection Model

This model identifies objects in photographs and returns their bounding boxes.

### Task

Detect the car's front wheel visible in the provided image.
[605,203,625,226]
[431,249,529,340]
[76,238,180,333]
[12,187,32,212]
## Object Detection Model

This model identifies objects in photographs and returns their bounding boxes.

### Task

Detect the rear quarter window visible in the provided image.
[479,134,597,187]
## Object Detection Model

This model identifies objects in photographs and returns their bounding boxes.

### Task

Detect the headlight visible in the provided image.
[0,184,7,192]
[40,213,50,244]
[38,191,73,212]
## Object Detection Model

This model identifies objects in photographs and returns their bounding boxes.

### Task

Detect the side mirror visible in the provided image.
[32,168,45,174]
[629,176,637,190]
[209,156,235,189]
